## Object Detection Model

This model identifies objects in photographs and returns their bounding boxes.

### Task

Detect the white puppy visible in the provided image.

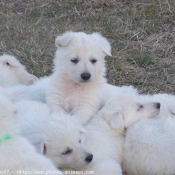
[100,83,138,108]
[15,92,160,175]
[0,76,51,103]
[139,93,175,117]
[0,54,38,87]
[0,95,62,175]
[17,93,123,175]
[64,92,160,175]
[46,31,112,125]
[124,115,175,175]
[16,100,93,170]
[103,93,160,128]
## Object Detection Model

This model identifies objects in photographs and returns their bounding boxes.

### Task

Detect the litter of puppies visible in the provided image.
[0,31,174,175]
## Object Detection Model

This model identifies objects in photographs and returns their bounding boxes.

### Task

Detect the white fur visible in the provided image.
[15,100,93,170]
[83,159,123,175]
[0,54,38,87]
[16,97,122,175]
[0,95,62,175]
[15,91,160,175]
[100,83,138,108]
[46,31,112,125]
[139,93,175,118]
[103,92,160,128]
[124,93,175,175]
[64,92,160,175]
[124,116,175,175]
[0,76,50,103]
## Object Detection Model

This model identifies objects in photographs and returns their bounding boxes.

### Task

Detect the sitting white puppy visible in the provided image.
[16,100,93,170]
[46,31,112,125]
[124,94,175,175]
[0,95,62,175]
[0,54,38,87]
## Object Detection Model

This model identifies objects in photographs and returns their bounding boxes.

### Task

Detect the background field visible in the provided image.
[0,0,175,94]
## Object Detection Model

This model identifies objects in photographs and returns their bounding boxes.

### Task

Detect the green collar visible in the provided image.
[0,135,11,144]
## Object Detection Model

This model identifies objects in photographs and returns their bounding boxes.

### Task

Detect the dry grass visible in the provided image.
[0,0,175,94]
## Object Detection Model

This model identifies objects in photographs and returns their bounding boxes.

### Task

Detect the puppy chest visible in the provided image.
[63,90,86,111]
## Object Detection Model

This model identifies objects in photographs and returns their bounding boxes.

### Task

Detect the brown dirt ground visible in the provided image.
[0,0,175,94]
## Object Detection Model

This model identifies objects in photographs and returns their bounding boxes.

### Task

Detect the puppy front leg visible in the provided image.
[71,105,98,125]
[47,92,67,114]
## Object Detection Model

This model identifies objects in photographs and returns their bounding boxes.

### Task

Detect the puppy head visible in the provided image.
[37,114,93,170]
[0,54,24,68]
[0,54,38,86]
[151,94,175,118]
[54,31,111,84]
[101,93,160,129]
[122,99,160,128]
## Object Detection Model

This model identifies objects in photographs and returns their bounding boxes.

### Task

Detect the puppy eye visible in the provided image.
[6,62,10,66]
[137,104,143,111]
[43,144,47,155]
[170,111,175,116]
[62,149,72,155]
[79,139,81,143]
[71,58,79,64]
[91,59,97,64]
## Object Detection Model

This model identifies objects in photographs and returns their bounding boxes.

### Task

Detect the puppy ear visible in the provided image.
[92,33,112,57]
[0,54,20,68]
[55,31,73,48]
[110,111,124,131]
[33,142,46,155]
[4,61,11,66]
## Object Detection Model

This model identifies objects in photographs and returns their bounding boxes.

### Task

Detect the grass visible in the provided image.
[0,0,175,94]
[127,52,152,67]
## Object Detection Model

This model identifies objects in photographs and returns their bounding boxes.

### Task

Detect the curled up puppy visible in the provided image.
[64,92,160,175]
[0,95,62,175]
[124,93,175,175]
[16,100,93,171]
[0,54,38,87]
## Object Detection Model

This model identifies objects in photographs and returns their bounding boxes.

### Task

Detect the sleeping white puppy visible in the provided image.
[124,115,175,175]
[15,100,93,170]
[124,93,175,175]
[46,31,112,125]
[15,91,160,175]
[15,98,121,175]
[0,54,38,87]
[139,93,175,117]
[0,94,62,175]
[64,92,160,175]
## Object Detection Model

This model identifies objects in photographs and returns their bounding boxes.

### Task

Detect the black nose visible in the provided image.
[85,154,93,163]
[154,102,161,109]
[81,73,91,81]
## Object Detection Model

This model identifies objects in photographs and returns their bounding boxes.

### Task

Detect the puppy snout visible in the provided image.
[154,102,161,109]
[85,154,93,163]
[81,73,91,81]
